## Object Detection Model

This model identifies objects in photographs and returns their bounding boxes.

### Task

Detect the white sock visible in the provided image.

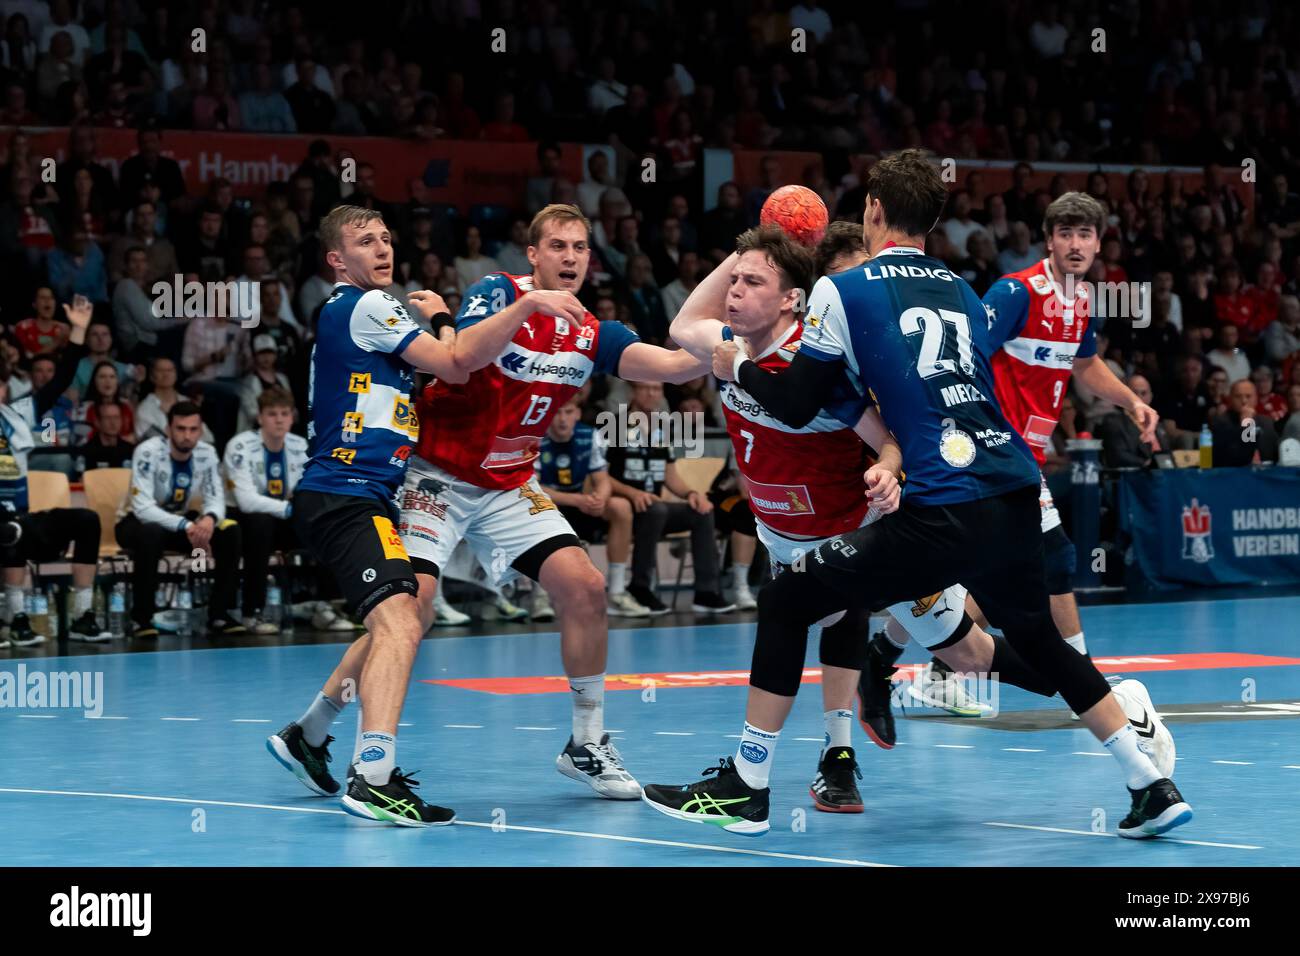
[298,692,341,747]
[1063,631,1087,655]
[355,731,396,785]
[823,708,853,755]
[735,722,780,789]
[4,584,25,622]
[570,673,605,745]
[352,699,365,758]
[73,586,94,617]
[1103,722,1161,789]
[608,562,627,595]
[732,563,750,591]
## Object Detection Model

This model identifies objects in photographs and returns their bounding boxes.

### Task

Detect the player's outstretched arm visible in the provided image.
[670,252,738,361]
[617,342,710,384]
[1073,355,1159,444]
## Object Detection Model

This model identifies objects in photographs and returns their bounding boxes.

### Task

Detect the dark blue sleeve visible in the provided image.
[593,320,640,375]
[455,274,518,331]
[982,277,1031,352]
[1077,318,1098,358]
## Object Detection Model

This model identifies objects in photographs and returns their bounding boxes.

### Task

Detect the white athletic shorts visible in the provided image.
[396,456,577,587]
[759,511,969,649]
[1039,474,1062,533]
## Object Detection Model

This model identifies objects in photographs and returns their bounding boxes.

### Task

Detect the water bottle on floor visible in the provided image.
[31,590,49,638]
[177,584,194,638]
[109,584,126,638]
[266,575,282,632]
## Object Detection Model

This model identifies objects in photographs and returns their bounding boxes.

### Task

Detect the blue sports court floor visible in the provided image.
[2,594,1298,867]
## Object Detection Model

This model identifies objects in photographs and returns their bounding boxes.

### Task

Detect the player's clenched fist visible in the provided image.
[863,465,900,515]
[407,289,450,321]
[525,289,586,323]
[712,340,742,381]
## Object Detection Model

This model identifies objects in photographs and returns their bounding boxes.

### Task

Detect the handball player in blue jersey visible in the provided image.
[267,205,587,825]
[642,151,1191,840]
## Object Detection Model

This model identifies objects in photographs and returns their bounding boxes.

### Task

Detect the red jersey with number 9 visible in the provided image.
[415,272,638,490]
[720,322,873,539]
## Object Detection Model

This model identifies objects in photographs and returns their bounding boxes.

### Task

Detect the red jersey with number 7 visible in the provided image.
[982,259,1098,467]
[719,322,873,539]
[415,272,639,490]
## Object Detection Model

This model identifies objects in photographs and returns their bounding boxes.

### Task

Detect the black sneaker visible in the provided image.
[691,591,737,614]
[7,613,43,647]
[341,767,456,827]
[856,633,900,749]
[69,611,112,643]
[266,722,340,796]
[1117,778,1193,839]
[642,756,770,835]
[810,746,865,813]
[627,584,670,617]
[207,616,248,636]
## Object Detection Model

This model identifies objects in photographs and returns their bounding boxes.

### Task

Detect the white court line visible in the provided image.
[86,716,127,720]
[18,714,57,719]
[793,737,822,742]
[935,744,973,750]
[398,723,413,727]
[514,726,557,731]
[233,719,271,723]
[984,821,1261,851]
[1285,765,1300,770]
[161,717,200,722]
[444,724,483,729]
[0,787,888,867]
[1003,748,1044,753]
[1072,751,1111,757]
[1212,760,1253,766]
[654,732,694,736]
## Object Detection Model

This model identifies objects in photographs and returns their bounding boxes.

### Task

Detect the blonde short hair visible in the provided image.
[319,205,386,253]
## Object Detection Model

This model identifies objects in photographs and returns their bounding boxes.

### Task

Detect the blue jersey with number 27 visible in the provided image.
[797,246,1040,505]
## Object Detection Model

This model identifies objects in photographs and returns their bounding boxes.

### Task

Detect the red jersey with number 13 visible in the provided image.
[416,272,638,490]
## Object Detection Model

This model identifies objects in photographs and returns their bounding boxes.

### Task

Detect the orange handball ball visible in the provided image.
[760,185,829,247]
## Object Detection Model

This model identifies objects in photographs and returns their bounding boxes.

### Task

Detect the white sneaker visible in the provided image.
[733,585,758,610]
[311,605,356,632]
[607,591,650,618]
[556,733,642,799]
[529,589,556,622]
[432,594,471,626]
[244,614,280,636]
[491,595,529,622]
[905,664,993,717]
[1110,678,1176,778]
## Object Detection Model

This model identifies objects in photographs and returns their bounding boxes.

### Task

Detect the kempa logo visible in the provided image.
[151,275,260,326]
[50,886,151,936]
[0,664,103,718]
[595,406,705,459]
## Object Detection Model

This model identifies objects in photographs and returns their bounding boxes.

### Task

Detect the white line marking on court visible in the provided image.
[86,716,127,720]
[514,726,556,731]
[724,734,742,738]
[935,744,973,750]
[1212,760,1253,765]
[983,821,1261,851]
[0,787,890,867]
[444,724,483,729]
[161,717,200,721]
[18,714,57,719]
[1003,748,1044,753]
[398,723,413,727]
[1072,751,1111,757]
[233,719,271,723]
[654,732,694,736]
[1284,765,1300,770]
[793,737,822,742]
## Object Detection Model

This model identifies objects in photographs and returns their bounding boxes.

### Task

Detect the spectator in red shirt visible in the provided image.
[13,287,70,358]
[1252,366,1289,421]
[1214,263,1257,337]
[480,92,529,142]
[1244,261,1282,340]
[1101,236,1128,285]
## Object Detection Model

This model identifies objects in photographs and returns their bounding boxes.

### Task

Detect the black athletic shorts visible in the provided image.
[708,490,756,536]
[292,489,418,619]
[558,504,605,543]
